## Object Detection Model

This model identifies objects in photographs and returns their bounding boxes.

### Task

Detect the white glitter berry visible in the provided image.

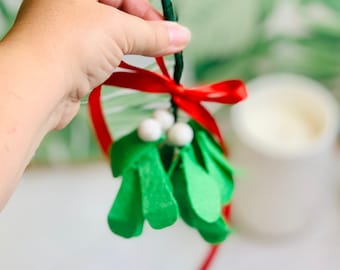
[138,119,162,142]
[167,122,194,146]
[152,109,175,130]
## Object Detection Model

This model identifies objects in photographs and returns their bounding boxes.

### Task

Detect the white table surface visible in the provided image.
[1,163,340,270]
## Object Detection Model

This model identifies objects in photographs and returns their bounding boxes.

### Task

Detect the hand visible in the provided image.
[4,0,191,130]
[0,0,190,207]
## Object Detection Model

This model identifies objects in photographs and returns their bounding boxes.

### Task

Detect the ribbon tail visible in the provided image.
[173,97,228,155]
[88,86,113,157]
[156,57,171,78]
[189,80,247,104]
[104,71,173,94]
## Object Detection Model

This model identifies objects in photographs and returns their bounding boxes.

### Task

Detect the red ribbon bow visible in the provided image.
[88,57,247,157]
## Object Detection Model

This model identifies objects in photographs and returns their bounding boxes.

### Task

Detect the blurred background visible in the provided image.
[2,0,340,164]
[1,0,340,269]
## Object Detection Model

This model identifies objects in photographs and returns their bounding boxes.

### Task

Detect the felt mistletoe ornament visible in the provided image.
[168,121,236,243]
[108,128,178,237]
[88,0,247,244]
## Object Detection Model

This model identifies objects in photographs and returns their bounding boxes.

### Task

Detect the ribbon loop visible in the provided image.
[88,58,247,156]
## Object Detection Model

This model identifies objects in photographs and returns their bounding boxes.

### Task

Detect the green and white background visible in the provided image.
[2,1,340,270]
[1,0,340,164]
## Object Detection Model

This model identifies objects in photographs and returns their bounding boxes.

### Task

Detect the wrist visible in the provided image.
[1,30,72,129]
[0,40,65,194]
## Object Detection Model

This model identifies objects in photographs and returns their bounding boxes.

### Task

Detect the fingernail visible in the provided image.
[166,22,191,48]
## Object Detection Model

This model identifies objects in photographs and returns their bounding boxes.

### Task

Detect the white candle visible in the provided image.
[232,74,338,157]
[227,73,339,238]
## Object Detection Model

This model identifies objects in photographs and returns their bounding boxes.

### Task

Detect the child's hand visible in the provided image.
[5,0,191,129]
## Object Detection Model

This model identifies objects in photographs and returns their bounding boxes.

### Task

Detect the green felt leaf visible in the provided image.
[189,121,235,204]
[110,130,163,177]
[138,146,179,229]
[181,148,221,223]
[195,131,235,204]
[189,121,221,150]
[170,158,196,227]
[196,217,232,244]
[201,131,235,173]
[107,168,144,238]
[170,158,231,243]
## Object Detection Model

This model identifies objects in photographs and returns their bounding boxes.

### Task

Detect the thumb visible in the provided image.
[117,12,191,56]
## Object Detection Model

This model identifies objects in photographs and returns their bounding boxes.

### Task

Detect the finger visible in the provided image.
[116,11,191,56]
[99,0,162,20]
